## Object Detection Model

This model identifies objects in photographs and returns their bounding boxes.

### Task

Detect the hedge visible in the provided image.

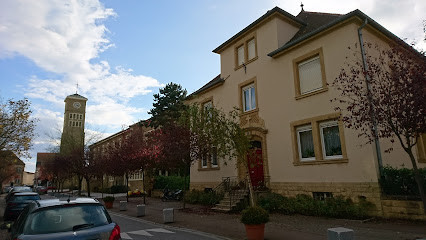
[184,190,223,206]
[258,193,374,219]
[379,166,426,196]
[153,175,189,190]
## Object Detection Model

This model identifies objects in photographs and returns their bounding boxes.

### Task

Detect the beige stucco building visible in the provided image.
[187,7,426,215]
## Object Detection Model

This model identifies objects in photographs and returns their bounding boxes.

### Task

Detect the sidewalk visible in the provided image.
[92,194,426,240]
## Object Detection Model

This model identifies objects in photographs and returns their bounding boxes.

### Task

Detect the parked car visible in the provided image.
[2,186,13,194]
[5,186,32,202]
[2,198,121,240]
[3,192,41,221]
[35,186,48,194]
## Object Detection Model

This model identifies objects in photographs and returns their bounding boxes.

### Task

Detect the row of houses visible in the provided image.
[1,151,34,188]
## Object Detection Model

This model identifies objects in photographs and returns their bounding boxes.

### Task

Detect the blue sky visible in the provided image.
[0,0,425,173]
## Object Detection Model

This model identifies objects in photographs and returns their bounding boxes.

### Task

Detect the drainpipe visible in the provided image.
[358,19,384,178]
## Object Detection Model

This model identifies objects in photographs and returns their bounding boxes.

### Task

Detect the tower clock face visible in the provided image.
[73,102,81,109]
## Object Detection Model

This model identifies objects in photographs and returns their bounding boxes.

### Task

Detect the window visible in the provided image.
[297,125,315,161]
[313,192,333,201]
[237,45,244,66]
[293,48,327,99]
[79,114,82,120]
[298,56,322,94]
[129,170,143,180]
[242,84,256,112]
[201,154,208,168]
[69,113,73,119]
[247,38,256,60]
[291,113,347,165]
[234,35,257,69]
[320,121,342,159]
[203,100,213,119]
[211,147,218,167]
[417,133,426,163]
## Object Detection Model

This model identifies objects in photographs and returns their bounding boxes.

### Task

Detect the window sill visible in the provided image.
[295,87,328,100]
[240,108,259,117]
[234,56,258,71]
[198,166,221,171]
[293,158,348,166]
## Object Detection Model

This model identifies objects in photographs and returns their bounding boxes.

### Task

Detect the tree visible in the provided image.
[333,42,426,213]
[147,83,187,128]
[104,126,151,201]
[0,98,36,158]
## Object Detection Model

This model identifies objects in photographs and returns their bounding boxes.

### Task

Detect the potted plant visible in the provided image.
[103,196,115,209]
[240,206,269,240]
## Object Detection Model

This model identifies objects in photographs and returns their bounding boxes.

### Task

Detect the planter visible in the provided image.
[104,201,113,209]
[244,224,265,240]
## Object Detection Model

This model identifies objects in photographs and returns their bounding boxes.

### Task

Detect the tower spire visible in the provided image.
[300,2,304,11]
[76,82,79,94]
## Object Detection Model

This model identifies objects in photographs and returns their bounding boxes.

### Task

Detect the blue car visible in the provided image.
[3,198,121,240]
[3,192,40,221]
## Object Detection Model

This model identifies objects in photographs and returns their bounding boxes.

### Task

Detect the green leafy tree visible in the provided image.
[147,83,187,128]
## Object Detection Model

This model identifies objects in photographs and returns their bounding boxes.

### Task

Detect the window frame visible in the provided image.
[291,112,348,165]
[319,120,343,160]
[198,98,220,171]
[296,124,316,162]
[293,47,328,99]
[242,84,256,112]
[238,78,258,114]
[234,34,258,70]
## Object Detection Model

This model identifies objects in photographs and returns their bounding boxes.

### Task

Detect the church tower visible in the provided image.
[60,93,88,154]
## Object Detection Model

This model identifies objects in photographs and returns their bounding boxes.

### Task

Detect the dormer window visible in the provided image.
[247,38,256,60]
[234,35,257,69]
[237,45,244,66]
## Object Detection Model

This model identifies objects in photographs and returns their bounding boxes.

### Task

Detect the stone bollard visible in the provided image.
[163,208,174,223]
[137,204,146,217]
[327,227,354,240]
[119,201,127,211]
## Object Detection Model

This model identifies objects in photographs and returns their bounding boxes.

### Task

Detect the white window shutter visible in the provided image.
[298,56,322,94]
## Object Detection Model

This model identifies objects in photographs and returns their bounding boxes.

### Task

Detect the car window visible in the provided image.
[23,205,110,235]
[12,205,31,235]
[11,195,40,201]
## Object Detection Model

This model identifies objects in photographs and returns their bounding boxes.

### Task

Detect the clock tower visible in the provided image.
[60,93,88,154]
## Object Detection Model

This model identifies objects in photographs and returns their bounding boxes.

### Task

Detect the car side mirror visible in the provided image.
[0,222,12,231]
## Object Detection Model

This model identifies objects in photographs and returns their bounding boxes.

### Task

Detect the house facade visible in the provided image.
[1,151,25,187]
[188,7,426,216]
[89,122,152,192]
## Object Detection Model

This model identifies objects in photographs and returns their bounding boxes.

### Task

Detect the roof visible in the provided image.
[187,74,224,99]
[268,9,404,57]
[65,93,88,101]
[213,7,306,53]
[0,150,25,165]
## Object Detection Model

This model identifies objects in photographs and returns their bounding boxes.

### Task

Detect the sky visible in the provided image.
[0,0,425,173]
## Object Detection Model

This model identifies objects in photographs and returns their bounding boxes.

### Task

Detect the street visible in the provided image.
[110,212,226,240]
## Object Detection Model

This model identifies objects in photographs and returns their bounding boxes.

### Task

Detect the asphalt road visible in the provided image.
[110,211,227,240]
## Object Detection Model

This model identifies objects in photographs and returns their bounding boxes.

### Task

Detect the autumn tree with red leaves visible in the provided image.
[333,42,426,213]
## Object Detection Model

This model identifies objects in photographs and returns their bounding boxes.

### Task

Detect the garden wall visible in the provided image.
[381,199,425,220]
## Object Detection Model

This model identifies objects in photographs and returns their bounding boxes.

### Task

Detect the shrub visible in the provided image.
[240,206,269,225]
[103,196,115,202]
[153,175,189,190]
[184,190,223,205]
[379,166,426,196]
[110,185,128,194]
[258,192,374,219]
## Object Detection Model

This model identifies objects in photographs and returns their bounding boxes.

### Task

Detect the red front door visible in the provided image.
[247,148,264,187]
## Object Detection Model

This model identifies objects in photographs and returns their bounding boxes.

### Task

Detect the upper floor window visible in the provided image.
[247,38,256,61]
[237,45,244,66]
[234,35,257,69]
[242,84,256,112]
[293,48,327,99]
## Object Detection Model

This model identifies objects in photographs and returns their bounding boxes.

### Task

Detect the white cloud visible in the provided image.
[0,0,162,130]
